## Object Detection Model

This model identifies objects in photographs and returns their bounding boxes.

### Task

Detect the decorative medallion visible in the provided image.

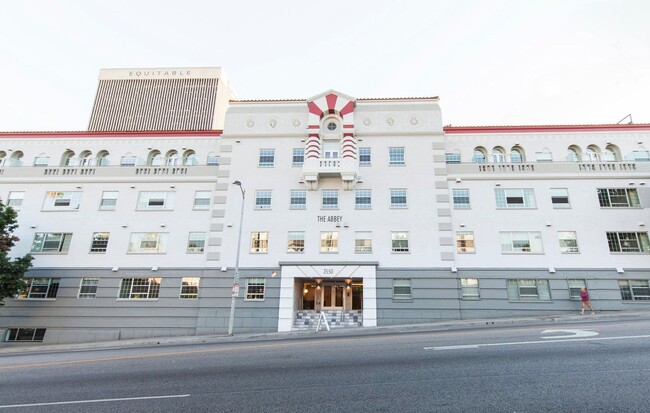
[245,119,256,129]
[291,118,302,128]
[385,116,395,127]
[409,115,420,127]
[362,117,372,127]
[269,118,278,129]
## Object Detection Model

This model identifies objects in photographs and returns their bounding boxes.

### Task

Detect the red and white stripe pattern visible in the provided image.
[306,92,356,159]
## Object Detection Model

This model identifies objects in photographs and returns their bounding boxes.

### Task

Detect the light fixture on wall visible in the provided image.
[617,267,625,274]
[495,183,501,186]
[456,177,462,183]
[221,266,228,272]
[30,225,37,229]
[459,223,465,227]
[545,222,552,227]
[639,222,646,227]
[151,266,158,271]
[451,266,458,273]
[548,267,556,273]
[111,266,119,272]
[121,224,128,228]
[160,224,166,228]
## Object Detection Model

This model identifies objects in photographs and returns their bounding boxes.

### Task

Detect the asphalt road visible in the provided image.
[2,318,650,412]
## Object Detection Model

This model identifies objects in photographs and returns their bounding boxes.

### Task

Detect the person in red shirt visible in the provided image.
[580,287,595,315]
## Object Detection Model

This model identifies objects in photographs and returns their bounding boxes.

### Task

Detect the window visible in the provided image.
[619,280,650,301]
[18,278,60,299]
[606,232,650,253]
[250,231,269,253]
[292,148,304,166]
[393,279,412,299]
[391,231,410,253]
[320,231,338,253]
[359,147,371,166]
[452,189,470,209]
[322,190,339,209]
[535,149,553,163]
[31,233,72,253]
[323,140,340,159]
[90,232,110,253]
[506,279,551,301]
[492,148,506,163]
[43,191,81,211]
[473,148,487,164]
[7,192,24,210]
[187,232,206,253]
[290,190,306,209]
[193,191,211,210]
[445,152,461,164]
[567,279,586,301]
[460,278,480,300]
[597,188,641,208]
[78,278,99,299]
[255,190,272,209]
[510,148,524,163]
[567,146,581,162]
[180,277,200,299]
[246,277,266,300]
[355,189,372,209]
[118,278,161,299]
[456,231,475,253]
[120,155,137,166]
[206,154,220,166]
[99,191,118,211]
[551,188,571,208]
[34,156,50,167]
[5,328,46,342]
[558,231,579,253]
[500,232,543,253]
[495,188,536,208]
[632,150,650,162]
[390,189,407,208]
[287,231,305,253]
[127,233,168,253]
[355,231,372,253]
[137,191,175,210]
[258,149,275,167]
[389,147,405,165]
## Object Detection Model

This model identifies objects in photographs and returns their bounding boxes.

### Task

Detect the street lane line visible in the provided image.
[541,329,598,339]
[0,394,190,409]
[425,334,650,350]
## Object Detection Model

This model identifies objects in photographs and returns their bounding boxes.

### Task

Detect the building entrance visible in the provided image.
[321,282,344,310]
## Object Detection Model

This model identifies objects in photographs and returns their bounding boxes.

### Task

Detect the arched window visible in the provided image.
[0,151,6,166]
[183,150,197,166]
[79,150,93,167]
[96,150,110,166]
[492,147,506,163]
[61,150,76,166]
[603,144,620,162]
[473,147,487,164]
[510,146,525,163]
[566,145,582,162]
[166,150,179,166]
[148,150,162,166]
[9,151,24,166]
[585,145,600,161]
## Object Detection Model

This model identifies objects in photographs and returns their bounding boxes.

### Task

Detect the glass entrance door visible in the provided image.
[321,283,344,309]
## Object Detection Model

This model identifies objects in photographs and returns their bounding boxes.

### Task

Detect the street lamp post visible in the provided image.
[227,180,245,336]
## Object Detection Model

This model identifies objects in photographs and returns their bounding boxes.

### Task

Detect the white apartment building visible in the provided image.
[0,80,649,345]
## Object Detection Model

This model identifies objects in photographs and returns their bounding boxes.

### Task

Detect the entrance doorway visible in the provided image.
[321,283,344,310]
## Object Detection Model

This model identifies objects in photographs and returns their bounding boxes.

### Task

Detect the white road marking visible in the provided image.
[541,329,599,339]
[0,394,190,409]
[425,334,650,351]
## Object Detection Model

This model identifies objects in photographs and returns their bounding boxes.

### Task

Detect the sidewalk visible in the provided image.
[2,310,649,356]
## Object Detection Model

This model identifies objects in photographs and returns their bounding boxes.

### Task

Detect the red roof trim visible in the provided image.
[0,130,223,138]
[444,124,650,134]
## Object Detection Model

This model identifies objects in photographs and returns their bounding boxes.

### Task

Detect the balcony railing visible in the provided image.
[0,164,218,180]
[302,158,360,190]
[448,161,647,175]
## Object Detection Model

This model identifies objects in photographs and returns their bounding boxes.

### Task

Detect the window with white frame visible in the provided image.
[550,188,571,208]
[187,232,206,253]
[606,232,650,253]
[287,231,305,253]
[359,147,371,166]
[206,154,220,166]
[632,150,650,162]
[33,156,50,167]
[456,231,475,253]
[5,328,46,342]
[120,155,137,166]
[445,152,461,164]
[495,188,536,208]
[390,189,407,208]
[452,189,470,209]
[43,191,81,211]
[246,277,265,300]
[355,231,372,253]
[323,140,340,159]
[254,190,272,209]
[597,188,641,208]
[290,190,306,209]
[322,190,339,209]
[389,147,405,165]
[193,191,211,210]
[391,231,410,253]
[250,231,269,253]
[118,278,161,299]
[320,231,338,253]
[7,192,24,210]
[558,231,579,253]
[99,191,118,211]
[258,149,275,167]
[136,191,175,210]
[567,279,586,301]
[393,279,412,299]
[535,149,553,162]
[619,280,650,301]
[460,278,480,300]
[500,231,543,253]
[127,232,168,253]
[90,232,110,253]
[506,279,551,301]
[18,278,60,299]
[78,278,99,299]
[292,148,305,166]
[180,277,200,299]
[31,233,72,253]
[355,189,372,209]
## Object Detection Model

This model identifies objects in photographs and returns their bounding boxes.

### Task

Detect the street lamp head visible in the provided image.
[233,180,242,186]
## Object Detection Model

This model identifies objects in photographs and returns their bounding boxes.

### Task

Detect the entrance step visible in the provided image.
[293,310,363,331]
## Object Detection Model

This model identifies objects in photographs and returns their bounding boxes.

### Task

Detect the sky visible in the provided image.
[1,0,648,131]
